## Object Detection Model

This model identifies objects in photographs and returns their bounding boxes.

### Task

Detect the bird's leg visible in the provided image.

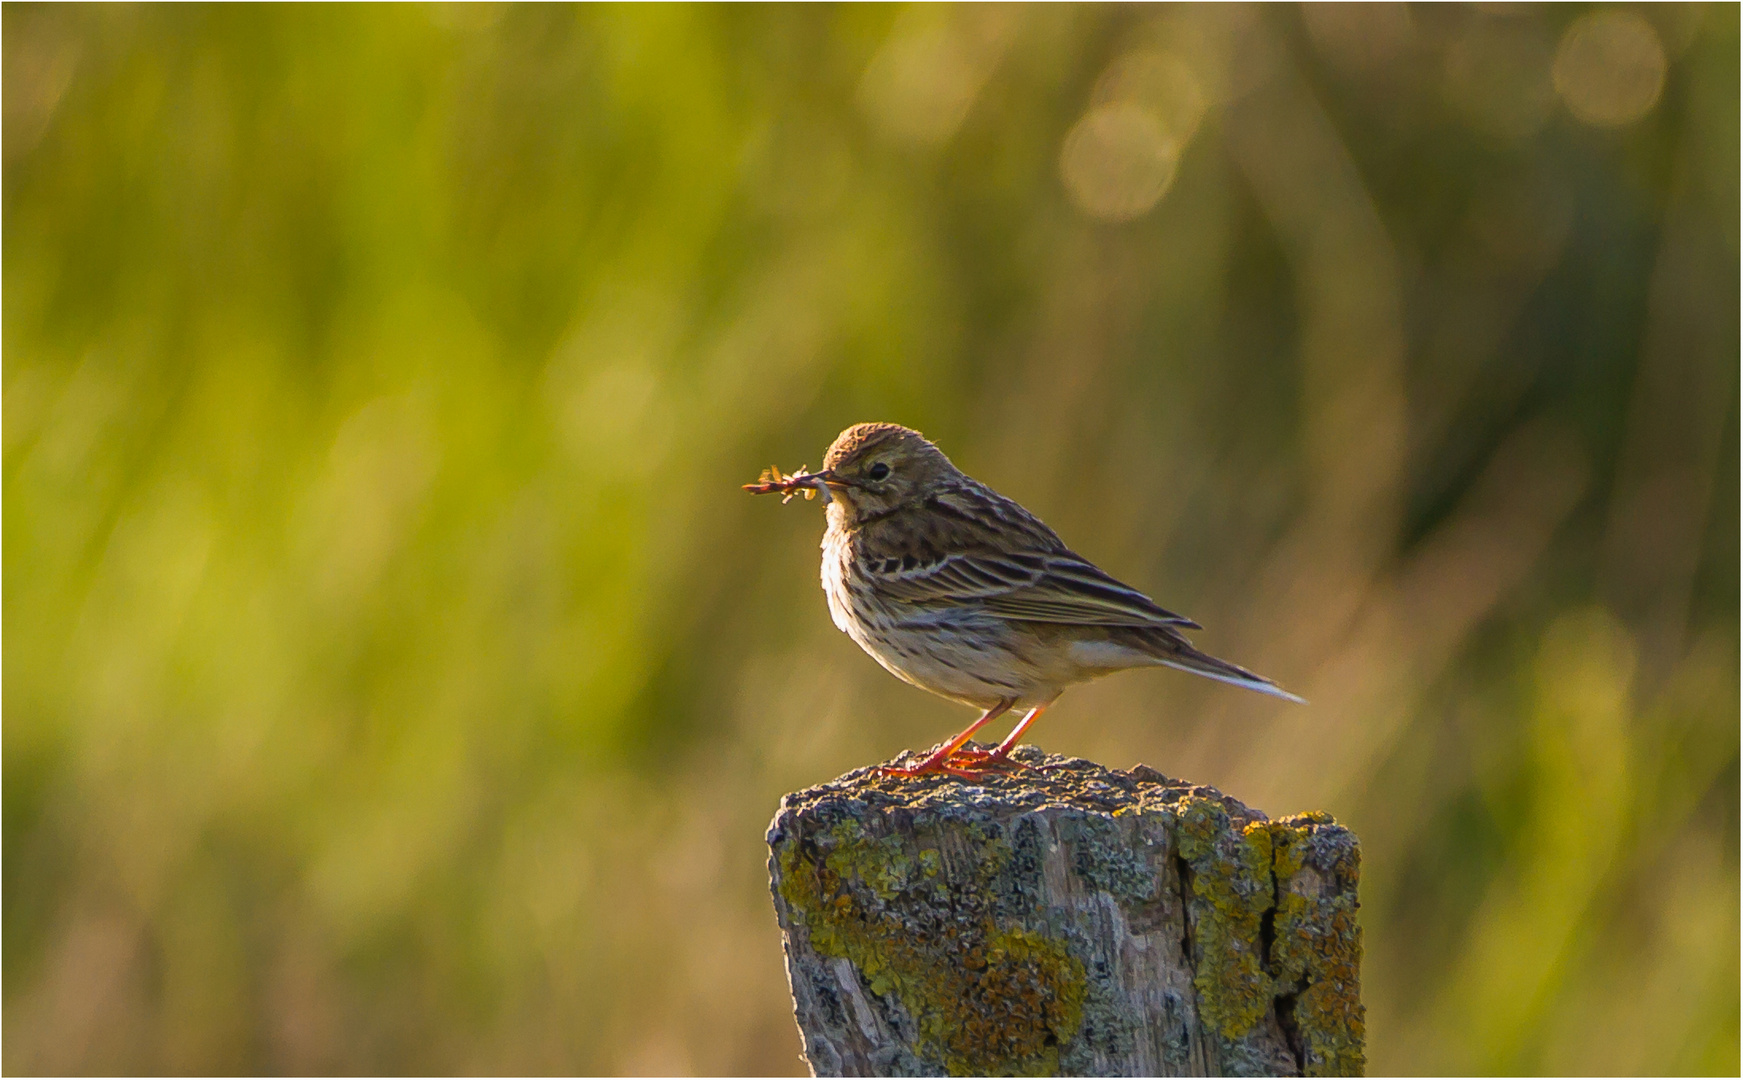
[878,699,1015,777]
[959,702,1050,767]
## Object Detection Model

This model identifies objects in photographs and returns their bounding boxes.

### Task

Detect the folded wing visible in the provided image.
[873,548,1201,630]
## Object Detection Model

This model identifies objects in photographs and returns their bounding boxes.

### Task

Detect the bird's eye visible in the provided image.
[867,462,891,481]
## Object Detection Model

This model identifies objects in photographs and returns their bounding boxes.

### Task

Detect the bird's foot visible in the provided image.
[875,758,982,780]
[948,746,1034,771]
[877,744,1031,780]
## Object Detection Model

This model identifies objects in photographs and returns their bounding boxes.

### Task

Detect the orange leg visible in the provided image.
[878,699,1015,777]
[916,702,1054,779]
[964,702,1050,766]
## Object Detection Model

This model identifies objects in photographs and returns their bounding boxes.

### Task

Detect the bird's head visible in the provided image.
[808,422,956,523]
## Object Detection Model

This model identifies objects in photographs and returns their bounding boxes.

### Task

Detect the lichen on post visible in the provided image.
[766,746,1364,1077]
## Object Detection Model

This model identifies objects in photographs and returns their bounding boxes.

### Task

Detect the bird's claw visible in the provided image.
[876,745,1032,781]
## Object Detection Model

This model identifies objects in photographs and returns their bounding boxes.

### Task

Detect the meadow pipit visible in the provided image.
[747,423,1302,778]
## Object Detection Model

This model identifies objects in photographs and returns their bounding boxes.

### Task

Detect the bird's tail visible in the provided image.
[1134,628,1306,703]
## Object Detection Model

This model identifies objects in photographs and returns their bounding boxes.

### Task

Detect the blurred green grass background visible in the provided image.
[4,3,1736,1074]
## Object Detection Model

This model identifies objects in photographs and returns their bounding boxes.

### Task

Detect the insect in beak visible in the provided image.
[743,466,840,505]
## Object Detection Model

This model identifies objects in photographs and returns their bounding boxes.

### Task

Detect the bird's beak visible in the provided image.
[787,469,852,506]
[790,468,851,489]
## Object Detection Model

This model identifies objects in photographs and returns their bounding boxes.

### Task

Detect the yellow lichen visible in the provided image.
[1269,816,1365,1077]
[778,820,1086,1076]
[1173,796,1276,1041]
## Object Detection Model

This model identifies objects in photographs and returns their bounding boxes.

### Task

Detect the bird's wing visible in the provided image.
[859,494,1200,629]
[873,551,1200,628]
[980,552,1201,629]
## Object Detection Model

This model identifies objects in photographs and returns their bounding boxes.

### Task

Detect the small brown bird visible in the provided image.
[747,423,1302,778]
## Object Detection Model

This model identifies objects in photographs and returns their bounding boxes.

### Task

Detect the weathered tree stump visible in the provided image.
[767,745,1363,1077]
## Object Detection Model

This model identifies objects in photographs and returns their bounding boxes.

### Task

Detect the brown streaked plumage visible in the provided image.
[746,422,1303,778]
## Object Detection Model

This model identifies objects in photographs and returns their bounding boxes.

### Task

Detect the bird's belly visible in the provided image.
[821,536,1056,707]
[858,620,1026,702]
[849,601,1048,707]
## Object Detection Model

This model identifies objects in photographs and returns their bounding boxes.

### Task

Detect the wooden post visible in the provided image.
[767,746,1364,1077]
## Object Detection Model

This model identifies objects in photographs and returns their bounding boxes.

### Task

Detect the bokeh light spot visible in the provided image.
[1302,2,1414,76]
[1091,48,1207,148]
[857,8,1015,148]
[1059,102,1178,223]
[1553,11,1667,128]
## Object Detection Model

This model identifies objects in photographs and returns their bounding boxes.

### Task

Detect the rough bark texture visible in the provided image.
[767,745,1363,1077]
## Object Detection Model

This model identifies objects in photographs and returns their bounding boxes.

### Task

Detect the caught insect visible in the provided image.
[743,465,833,505]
